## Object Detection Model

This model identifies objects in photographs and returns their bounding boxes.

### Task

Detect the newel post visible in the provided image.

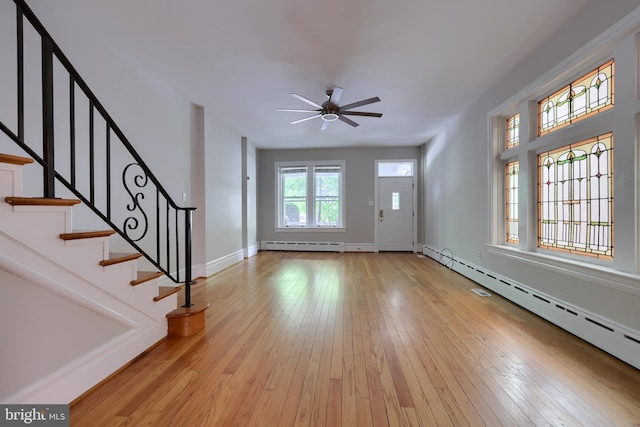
[183,208,195,307]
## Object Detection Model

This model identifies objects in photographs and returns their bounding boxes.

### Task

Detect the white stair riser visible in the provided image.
[0,164,25,198]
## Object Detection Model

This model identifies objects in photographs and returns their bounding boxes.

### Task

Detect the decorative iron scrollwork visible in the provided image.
[122,163,149,242]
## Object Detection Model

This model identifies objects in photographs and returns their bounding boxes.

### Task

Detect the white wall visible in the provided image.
[423,0,640,335]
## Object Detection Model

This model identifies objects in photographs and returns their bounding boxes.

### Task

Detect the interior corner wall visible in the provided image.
[191,104,207,276]
[203,116,243,266]
[423,0,640,333]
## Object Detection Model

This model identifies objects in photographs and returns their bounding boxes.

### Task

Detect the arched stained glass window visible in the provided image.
[537,132,613,258]
[506,161,519,242]
[538,60,614,135]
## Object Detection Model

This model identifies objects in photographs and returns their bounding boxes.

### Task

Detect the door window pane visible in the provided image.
[392,192,400,210]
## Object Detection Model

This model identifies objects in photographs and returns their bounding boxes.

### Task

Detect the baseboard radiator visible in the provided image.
[423,245,640,371]
[262,241,344,252]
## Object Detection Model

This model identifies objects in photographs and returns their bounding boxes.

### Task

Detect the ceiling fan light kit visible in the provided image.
[277,86,382,130]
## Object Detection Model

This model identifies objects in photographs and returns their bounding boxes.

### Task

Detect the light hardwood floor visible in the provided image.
[71,252,640,426]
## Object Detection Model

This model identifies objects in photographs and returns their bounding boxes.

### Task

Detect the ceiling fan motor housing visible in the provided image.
[321,101,339,121]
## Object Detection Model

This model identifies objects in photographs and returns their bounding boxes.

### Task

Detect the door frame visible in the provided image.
[374,159,418,252]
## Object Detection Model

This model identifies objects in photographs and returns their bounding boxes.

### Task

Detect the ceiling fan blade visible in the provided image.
[320,120,330,131]
[277,108,321,113]
[291,93,322,109]
[291,114,322,124]
[340,111,383,118]
[338,115,359,127]
[330,86,343,104]
[339,96,381,112]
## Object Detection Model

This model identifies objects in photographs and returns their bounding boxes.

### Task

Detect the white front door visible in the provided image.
[378,176,414,251]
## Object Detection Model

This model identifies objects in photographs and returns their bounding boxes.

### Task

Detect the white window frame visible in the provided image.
[275,160,346,231]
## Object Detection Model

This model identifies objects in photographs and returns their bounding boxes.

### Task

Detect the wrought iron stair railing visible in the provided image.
[0,0,197,306]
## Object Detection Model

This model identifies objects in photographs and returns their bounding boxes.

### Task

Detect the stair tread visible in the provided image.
[5,196,81,206]
[154,286,181,302]
[0,153,34,166]
[131,271,164,286]
[99,252,143,266]
[60,230,116,240]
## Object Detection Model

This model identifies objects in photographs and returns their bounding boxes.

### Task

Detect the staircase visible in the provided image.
[0,153,182,403]
[0,0,209,404]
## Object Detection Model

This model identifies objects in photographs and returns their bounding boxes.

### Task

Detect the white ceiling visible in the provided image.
[32,0,592,149]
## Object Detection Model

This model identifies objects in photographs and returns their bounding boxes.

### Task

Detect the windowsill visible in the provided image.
[275,227,346,233]
[486,244,640,296]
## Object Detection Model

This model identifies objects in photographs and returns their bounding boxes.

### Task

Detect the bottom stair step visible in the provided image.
[166,302,209,337]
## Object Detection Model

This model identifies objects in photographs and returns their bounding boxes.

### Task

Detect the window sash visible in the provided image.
[538,60,614,136]
[537,132,613,258]
[506,161,519,243]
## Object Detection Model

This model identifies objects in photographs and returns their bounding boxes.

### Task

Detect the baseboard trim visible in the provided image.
[206,250,245,277]
[423,244,640,370]
[158,251,245,285]
[262,241,344,252]
[244,244,259,258]
[344,243,376,252]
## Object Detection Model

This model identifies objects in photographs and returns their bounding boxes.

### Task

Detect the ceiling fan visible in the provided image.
[277,86,382,130]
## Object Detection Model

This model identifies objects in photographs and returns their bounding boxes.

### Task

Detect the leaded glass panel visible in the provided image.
[506,161,519,243]
[537,133,613,258]
[538,60,614,135]
[506,114,519,149]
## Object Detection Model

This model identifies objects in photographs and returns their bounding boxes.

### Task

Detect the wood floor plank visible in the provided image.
[70,252,640,426]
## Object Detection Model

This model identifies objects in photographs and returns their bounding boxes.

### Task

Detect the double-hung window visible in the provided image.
[276,161,345,229]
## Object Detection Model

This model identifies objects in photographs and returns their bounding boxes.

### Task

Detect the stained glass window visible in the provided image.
[538,60,614,135]
[538,132,613,258]
[506,114,520,149]
[506,161,519,243]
